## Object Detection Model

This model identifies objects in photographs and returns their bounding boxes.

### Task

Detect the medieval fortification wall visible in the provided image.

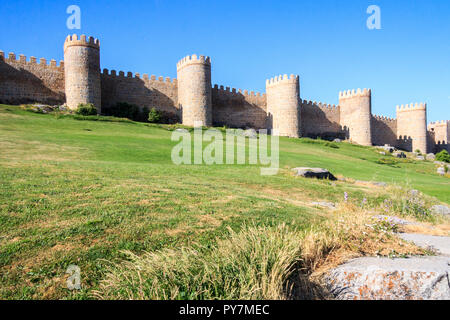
[0,51,65,105]
[0,34,448,154]
[212,85,267,129]
[371,115,397,147]
[300,101,341,138]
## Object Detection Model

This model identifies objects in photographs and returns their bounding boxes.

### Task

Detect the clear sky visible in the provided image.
[1,0,449,122]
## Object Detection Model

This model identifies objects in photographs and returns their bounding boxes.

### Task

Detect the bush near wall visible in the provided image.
[148,108,162,123]
[148,108,179,124]
[103,102,142,121]
[436,150,450,163]
[76,103,98,116]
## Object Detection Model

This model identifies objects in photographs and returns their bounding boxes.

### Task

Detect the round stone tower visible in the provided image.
[339,89,372,146]
[176,54,212,127]
[266,74,300,138]
[63,34,101,112]
[396,103,428,154]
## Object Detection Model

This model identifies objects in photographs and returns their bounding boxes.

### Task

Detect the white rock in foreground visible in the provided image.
[399,233,450,257]
[431,204,450,216]
[324,256,450,300]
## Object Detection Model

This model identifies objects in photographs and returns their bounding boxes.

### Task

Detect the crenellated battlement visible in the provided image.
[339,88,371,99]
[301,100,339,111]
[372,114,396,122]
[101,68,178,85]
[176,54,211,71]
[64,34,100,52]
[0,50,64,69]
[429,120,450,126]
[396,103,426,112]
[266,74,299,88]
[213,84,266,98]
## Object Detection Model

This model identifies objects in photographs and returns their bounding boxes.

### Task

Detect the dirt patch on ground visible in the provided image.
[400,223,450,236]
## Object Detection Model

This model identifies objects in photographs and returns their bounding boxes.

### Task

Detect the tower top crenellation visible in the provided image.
[396,103,426,112]
[339,88,371,99]
[176,54,211,71]
[266,74,299,88]
[64,34,100,52]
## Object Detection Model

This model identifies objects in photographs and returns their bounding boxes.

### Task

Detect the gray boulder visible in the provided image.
[416,155,425,161]
[293,168,337,181]
[431,205,450,216]
[399,233,450,256]
[324,256,450,300]
[426,153,436,160]
[333,138,342,143]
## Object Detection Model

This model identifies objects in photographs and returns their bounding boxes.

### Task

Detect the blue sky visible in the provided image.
[1,0,449,122]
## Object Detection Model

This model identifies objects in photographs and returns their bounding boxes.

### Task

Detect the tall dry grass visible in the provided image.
[93,202,423,300]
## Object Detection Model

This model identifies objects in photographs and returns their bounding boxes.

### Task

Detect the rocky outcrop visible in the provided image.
[399,233,450,256]
[324,256,450,300]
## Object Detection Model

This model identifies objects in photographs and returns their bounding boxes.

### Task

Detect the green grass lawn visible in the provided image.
[0,104,448,299]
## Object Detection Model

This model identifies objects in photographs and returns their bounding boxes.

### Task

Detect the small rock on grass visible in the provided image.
[311,202,336,209]
[431,204,450,216]
[292,168,337,181]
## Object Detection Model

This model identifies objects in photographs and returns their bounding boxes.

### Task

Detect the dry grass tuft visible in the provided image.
[93,202,423,300]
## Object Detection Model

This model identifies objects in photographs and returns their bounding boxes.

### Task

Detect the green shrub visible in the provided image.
[376,158,399,166]
[75,104,98,116]
[103,102,141,121]
[324,142,339,149]
[436,150,450,163]
[383,188,435,222]
[148,108,162,123]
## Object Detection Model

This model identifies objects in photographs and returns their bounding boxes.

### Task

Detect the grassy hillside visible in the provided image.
[0,104,448,299]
